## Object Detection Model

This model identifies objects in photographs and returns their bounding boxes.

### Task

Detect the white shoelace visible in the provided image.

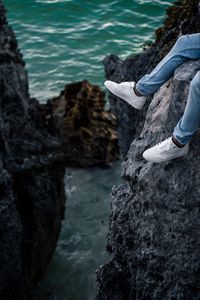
[119,82,134,88]
[157,138,172,152]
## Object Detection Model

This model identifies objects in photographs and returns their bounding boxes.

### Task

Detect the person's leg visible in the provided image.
[143,71,200,163]
[104,34,200,110]
[137,33,200,96]
[173,71,200,145]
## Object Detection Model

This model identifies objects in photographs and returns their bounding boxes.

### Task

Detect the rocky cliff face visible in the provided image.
[0,2,65,299]
[96,58,200,300]
[96,0,200,299]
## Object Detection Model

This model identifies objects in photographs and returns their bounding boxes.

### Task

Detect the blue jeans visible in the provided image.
[136,34,200,145]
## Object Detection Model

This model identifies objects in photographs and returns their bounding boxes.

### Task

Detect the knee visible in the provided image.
[190,71,200,91]
[173,34,190,51]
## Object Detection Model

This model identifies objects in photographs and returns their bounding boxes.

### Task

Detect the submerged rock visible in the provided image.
[44,80,119,167]
[96,59,200,299]
[0,2,65,299]
[104,0,200,156]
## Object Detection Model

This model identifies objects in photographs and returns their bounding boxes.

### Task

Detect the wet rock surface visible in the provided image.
[0,2,65,299]
[44,80,119,167]
[104,0,200,156]
[96,58,200,299]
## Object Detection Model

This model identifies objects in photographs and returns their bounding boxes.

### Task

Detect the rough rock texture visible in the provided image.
[96,0,200,296]
[44,80,119,167]
[96,59,200,299]
[104,0,200,156]
[0,2,65,299]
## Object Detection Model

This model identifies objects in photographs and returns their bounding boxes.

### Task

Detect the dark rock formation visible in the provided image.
[104,0,200,156]
[44,80,119,167]
[0,2,65,299]
[96,0,200,298]
[96,58,200,299]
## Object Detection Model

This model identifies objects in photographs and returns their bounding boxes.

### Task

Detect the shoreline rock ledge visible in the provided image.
[96,59,200,298]
[0,2,65,299]
[44,80,119,167]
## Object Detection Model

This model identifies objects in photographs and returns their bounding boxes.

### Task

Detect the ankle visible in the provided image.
[133,85,143,97]
[172,136,185,148]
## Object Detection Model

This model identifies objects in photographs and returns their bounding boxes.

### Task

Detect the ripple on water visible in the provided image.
[4,0,175,103]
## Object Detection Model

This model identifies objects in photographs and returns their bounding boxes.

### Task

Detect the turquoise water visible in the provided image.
[35,163,122,300]
[4,0,175,299]
[4,0,174,103]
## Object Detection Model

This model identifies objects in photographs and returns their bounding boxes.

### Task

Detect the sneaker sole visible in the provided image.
[143,152,188,163]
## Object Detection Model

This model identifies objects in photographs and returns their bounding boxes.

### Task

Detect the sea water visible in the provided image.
[4,0,175,299]
[5,0,175,102]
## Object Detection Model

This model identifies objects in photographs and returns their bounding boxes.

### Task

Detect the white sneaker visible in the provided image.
[104,80,146,110]
[143,137,189,163]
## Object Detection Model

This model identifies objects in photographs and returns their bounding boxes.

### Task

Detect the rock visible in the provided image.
[103,0,200,156]
[0,2,65,299]
[96,0,200,297]
[96,58,200,299]
[44,80,119,167]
